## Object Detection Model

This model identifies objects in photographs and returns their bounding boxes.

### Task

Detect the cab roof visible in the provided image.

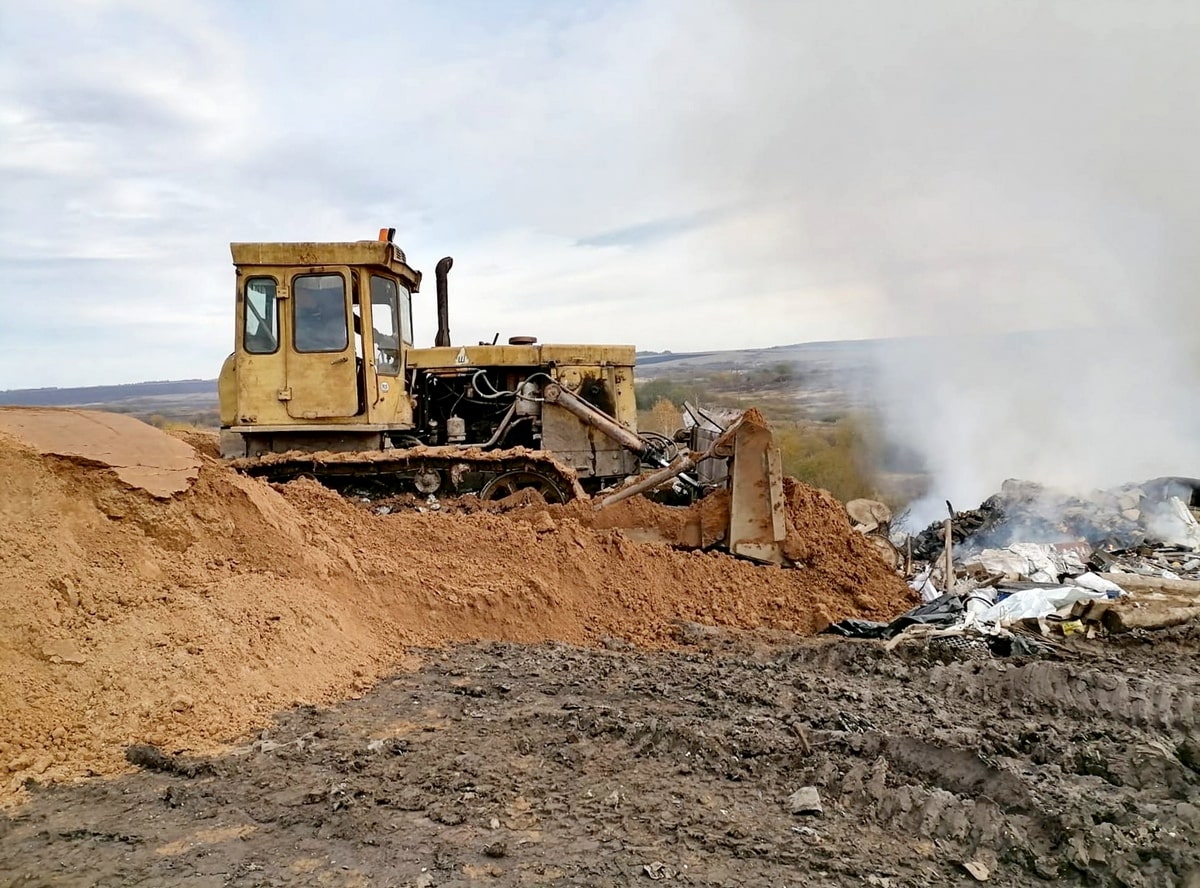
[230,240,422,289]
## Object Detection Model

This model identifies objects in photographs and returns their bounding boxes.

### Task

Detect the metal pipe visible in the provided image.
[943,513,955,593]
[458,402,517,449]
[595,455,697,510]
[434,256,453,347]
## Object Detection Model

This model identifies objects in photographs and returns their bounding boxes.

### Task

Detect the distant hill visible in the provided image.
[0,339,888,423]
[0,379,217,408]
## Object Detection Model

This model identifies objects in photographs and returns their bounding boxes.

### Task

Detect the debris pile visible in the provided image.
[831,476,1200,650]
[910,477,1200,563]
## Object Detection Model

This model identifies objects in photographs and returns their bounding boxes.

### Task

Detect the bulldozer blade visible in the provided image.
[727,411,787,565]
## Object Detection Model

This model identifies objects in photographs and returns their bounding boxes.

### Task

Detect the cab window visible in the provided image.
[243,277,279,354]
[400,287,413,345]
[293,274,348,352]
[369,275,401,375]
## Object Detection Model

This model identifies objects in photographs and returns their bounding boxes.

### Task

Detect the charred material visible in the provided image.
[911,477,1200,561]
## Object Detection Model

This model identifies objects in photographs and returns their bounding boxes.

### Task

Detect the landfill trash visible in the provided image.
[962,860,991,881]
[823,618,889,640]
[825,593,964,640]
[1005,634,1055,657]
[908,476,1200,562]
[965,543,1088,584]
[1103,604,1200,634]
[909,566,939,603]
[965,548,1029,580]
[886,593,965,634]
[1151,496,1200,549]
[1069,572,1125,595]
[642,861,678,880]
[787,786,823,816]
[884,475,1200,643]
[927,634,992,659]
[846,498,892,534]
[827,475,1200,650]
[972,585,1111,625]
[963,587,997,622]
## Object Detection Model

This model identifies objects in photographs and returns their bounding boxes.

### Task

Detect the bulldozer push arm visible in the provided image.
[590,408,789,566]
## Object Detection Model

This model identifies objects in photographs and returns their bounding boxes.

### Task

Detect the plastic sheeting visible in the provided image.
[972,585,1110,624]
[964,542,1090,583]
[908,566,940,603]
[825,593,964,639]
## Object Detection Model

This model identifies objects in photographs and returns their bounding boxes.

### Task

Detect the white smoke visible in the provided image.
[649,1,1200,519]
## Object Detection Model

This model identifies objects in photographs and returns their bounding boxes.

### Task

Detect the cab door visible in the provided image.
[285,268,360,419]
[235,273,288,425]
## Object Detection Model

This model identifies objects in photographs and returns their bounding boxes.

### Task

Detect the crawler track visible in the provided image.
[231,445,588,502]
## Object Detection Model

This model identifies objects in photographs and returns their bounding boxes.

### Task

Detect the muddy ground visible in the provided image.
[3,627,1199,888]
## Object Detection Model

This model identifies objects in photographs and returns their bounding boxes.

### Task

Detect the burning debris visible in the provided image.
[834,475,1200,649]
[909,476,1200,562]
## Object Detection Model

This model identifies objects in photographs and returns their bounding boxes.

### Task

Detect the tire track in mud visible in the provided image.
[1,635,1198,887]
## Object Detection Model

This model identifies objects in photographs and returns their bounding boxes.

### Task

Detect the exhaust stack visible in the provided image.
[435,256,453,348]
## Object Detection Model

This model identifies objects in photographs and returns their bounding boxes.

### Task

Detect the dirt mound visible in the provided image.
[0,407,201,497]
[0,415,913,804]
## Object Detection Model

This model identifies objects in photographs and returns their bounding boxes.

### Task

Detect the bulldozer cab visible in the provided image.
[219,235,421,447]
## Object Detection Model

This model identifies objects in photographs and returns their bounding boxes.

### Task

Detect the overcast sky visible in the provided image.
[2,0,1198,391]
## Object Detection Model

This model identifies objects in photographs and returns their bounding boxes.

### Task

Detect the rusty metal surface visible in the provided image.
[595,454,698,510]
[232,443,587,501]
[230,240,421,287]
[434,256,452,348]
[727,413,787,565]
[543,383,647,458]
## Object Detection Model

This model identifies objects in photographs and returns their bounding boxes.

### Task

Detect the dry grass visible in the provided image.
[772,416,875,504]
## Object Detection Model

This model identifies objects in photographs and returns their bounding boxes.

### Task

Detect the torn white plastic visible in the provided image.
[1148,497,1200,550]
[909,566,940,603]
[973,586,1110,625]
[1070,572,1126,596]
[964,542,1088,583]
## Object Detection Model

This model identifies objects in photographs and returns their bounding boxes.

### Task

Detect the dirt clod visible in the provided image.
[123,745,212,778]
[787,785,824,816]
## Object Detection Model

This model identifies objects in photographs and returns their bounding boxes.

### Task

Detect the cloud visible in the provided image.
[0,0,1197,527]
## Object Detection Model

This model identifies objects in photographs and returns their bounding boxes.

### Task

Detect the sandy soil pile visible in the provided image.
[0,416,912,801]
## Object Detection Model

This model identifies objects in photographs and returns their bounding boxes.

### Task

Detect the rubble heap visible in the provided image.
[834,476,1200,652]
[911,477,1200,562]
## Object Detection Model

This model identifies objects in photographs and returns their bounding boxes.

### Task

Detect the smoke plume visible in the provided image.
[655,1,1200,520]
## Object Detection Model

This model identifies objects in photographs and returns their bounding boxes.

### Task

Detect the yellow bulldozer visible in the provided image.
[218,229,788,564]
